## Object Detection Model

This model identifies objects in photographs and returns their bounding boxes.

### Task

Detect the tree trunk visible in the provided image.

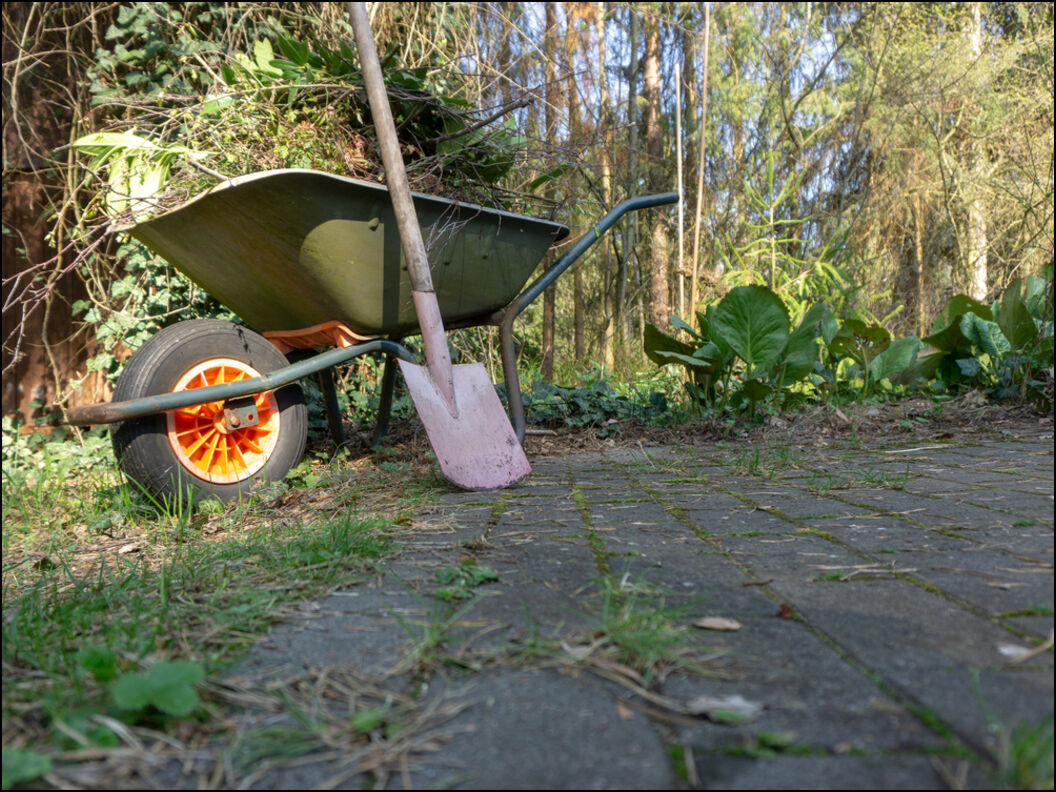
[913,193,926,336]
[618,6,639,357]
[597,2,615,370]
[966,2,988,302]
[541,1,558,381]
[690,2,711,315]
[645,13,669,329]
[567,9,584,365]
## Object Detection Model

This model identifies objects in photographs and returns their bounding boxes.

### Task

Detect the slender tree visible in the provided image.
[644,9,669,329]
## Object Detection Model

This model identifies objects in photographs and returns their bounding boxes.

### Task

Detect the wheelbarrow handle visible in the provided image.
[501,191,680,323]
[495,191,678,443]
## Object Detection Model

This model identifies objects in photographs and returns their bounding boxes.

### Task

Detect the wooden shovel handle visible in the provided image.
[347,2,434,294]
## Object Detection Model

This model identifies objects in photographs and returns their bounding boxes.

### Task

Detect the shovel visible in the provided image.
[347,3,530,489]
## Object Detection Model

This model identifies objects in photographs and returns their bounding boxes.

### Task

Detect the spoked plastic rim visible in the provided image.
[166,358,280,484]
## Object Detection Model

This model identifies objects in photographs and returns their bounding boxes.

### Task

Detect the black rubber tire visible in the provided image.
[111,319,307,506]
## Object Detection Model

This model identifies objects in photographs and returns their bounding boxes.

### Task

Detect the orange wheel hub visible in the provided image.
[166,358,280,484]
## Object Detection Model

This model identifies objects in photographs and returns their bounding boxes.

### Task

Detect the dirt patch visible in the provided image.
[337,393,1052,465]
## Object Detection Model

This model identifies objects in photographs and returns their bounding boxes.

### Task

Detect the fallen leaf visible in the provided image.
[561,638,604,660]
[1004,629,1055,665]
[693,617,742,632]
[118,542,142,555]
[998,643,1032,659]
[686,693,763,723]
[615,701,635,720]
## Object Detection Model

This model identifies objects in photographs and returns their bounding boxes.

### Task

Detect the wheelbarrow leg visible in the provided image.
[371,350,399,446]
[316,367,345,448]
[498,315,526,444]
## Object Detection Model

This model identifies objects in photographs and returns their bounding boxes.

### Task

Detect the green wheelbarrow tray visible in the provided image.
[131,168,571,338]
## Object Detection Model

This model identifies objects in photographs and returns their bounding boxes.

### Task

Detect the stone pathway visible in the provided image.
[223,427,1053,789]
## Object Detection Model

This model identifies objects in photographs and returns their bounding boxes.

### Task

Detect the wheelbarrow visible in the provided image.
[66,168,677,503]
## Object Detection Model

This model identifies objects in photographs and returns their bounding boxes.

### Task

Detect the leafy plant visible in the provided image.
[992,711,1054,790]
[72,239,235,382]
[70,131,211,220]
[573,574,706,687]
[434,559,499,601]
[910,273,1054,408]
[645,286,831,414]
[824,318,921,398]
[518,377,671,436]
[1,748,52,790]
[110,659,205,719]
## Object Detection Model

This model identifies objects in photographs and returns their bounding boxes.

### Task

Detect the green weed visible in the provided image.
[2,478,396,778]
[1000,606,1055,618]
[972,670,1055,789]
[392,596,484,673]
[813,572,849,582]
[577,574,707,686]
[721,731,799,759]
[731,445,799,479]
[992,711,1054,790]
[434,559,500,601]
[808,465,909,491]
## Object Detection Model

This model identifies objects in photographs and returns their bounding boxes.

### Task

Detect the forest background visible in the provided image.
[2,1,1053,423]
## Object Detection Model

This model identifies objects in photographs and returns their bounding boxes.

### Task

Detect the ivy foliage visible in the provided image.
[67,3,532,385]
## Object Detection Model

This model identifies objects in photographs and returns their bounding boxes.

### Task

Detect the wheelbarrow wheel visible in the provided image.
[111,319,307,506]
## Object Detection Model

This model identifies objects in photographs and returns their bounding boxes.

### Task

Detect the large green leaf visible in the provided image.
[2,748,52,790]
[932,294,993,332]
[651,349,723,375]
[923,294,992,352]
[960,313,1011,359]
[829,319,890,366]
[778,303,829,384]
[643,323,694,367]
[1023,275,1050,318]
[868,337,921,382]
[252,39,283,77]
[713,286,790,372]
[890,348,944,385]
[696,305,735,361]
[112,673,153,710]
[737,378,774,407]
[276,32,310,66]
[994,278,1037,350]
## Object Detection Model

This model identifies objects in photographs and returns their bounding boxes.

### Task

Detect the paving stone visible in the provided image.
[407,669,676,790]
[689,754,967,790]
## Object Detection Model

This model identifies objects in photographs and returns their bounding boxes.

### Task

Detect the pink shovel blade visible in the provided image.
[398,359,531,489]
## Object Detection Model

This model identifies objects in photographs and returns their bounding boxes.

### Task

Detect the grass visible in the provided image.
[992,711,1054,790]
[972,670,1055,789]
[1000,606,1056,618]
[4,510,394,728]
[571,573,711,686]
[807,464,910,491]
[731,444,800,479]
[2,435,448,787]
[391,592,490,673]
